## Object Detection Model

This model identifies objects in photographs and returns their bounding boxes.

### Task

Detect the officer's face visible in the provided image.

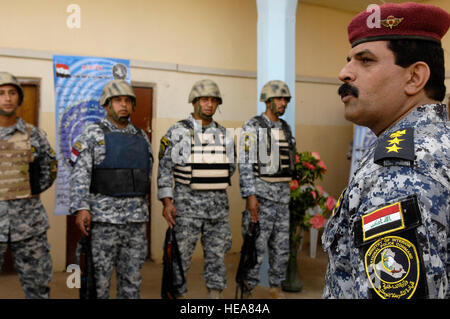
[267,97,289,117]
[0,85,20,116]
[338,41,410,135]
[196,96,219,118]
[107,95,134,125]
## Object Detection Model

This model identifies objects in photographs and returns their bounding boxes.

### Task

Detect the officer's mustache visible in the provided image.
[338,83,359,99]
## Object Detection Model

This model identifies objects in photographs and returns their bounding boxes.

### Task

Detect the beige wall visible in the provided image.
[1,1,448,271]
[0,0,257,72]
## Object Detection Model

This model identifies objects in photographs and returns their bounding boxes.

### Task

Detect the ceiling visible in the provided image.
[299,0,426,13]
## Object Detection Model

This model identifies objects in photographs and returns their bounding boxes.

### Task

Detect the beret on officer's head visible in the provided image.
[348,2,450,47]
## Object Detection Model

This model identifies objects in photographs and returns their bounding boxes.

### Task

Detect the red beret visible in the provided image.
[348,2,450,47]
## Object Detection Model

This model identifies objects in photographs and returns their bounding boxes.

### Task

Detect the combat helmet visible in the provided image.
[0,72,24,105]
[188,79,222,105]
[100,79,136,107]
[260,80,291,102]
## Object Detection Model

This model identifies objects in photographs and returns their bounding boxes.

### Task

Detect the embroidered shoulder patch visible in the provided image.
[159,136,170,160]
[362,202,405,242]
[364,235,420,299]
[374,127,414,165]
[69,141,83,166]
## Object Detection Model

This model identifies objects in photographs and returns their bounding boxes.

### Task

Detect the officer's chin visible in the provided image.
[0,106,19,117]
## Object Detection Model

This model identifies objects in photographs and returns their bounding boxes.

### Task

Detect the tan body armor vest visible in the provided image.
[0,125,34,200]
[173,124,231,190]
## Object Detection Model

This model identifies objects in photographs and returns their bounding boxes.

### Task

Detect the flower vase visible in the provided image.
[281,227,303,292]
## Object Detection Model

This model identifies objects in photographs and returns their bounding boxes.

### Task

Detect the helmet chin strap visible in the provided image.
[195,101,213,120]
[270,99,283,117]
[108,103,129,124]
[0,104,19,117]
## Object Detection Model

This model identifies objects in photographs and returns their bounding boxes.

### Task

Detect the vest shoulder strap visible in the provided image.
[178,119,193,130]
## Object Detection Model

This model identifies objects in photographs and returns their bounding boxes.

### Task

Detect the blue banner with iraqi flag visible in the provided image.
[52,55,130,215]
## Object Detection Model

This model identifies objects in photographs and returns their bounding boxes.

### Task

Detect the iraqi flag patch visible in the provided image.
[362,202,405,242]
[69,141,83,166]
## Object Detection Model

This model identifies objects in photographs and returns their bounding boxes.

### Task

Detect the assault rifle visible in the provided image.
[161,227,185,299]
[78,234,97,299]
[235,220,260,299]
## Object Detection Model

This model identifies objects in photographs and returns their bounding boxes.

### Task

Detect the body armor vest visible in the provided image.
[89,122,150,197]
[252,116,295,183]
[0,125,35,200]
[173,120,231,190]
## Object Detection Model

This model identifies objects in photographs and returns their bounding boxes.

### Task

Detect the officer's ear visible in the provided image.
[404,61,430,96]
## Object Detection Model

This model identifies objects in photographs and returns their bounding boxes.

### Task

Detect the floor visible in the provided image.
[0,237,328,299]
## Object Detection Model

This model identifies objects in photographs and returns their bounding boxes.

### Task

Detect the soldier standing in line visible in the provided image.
[70,80,153,299]
[158,79,235,299]
[323,2,450,299]
[238,80,296,299]
[0,72,57,298]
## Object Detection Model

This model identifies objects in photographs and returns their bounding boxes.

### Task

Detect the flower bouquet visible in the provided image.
[289,152,335,242]
[283,151,335,291]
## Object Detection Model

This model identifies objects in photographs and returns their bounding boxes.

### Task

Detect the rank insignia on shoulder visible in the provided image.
[374,127,414,165]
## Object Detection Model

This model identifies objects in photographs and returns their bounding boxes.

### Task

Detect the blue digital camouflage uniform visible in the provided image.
[238,112,291,291]
[157,113,235,295]
[322,104,450,299]
[0,118,56,299]
[70,118,153,299]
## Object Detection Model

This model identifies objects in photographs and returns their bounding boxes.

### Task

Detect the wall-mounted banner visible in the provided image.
[52,55,131,215]
[349,125,376,180]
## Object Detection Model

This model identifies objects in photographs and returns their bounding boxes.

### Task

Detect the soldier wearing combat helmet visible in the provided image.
[0,71,57,298]
[70,79,153,298]
[157,79,235,299]
[238,79,296,299]
[323,2,450,299]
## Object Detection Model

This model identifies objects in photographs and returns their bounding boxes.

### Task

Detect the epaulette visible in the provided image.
[374,127,415,166]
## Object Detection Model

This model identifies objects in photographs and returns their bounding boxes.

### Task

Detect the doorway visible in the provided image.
[65,85,154,266]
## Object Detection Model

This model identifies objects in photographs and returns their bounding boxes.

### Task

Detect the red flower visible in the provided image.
[311,151,321,160]
[296,154,300,163]
[318,160,327,172]
[309,214,326,229]
[311,190,317,200]
[316,185,324,196]
[326,196,336,211]
[302,162,315,170]
[289,179,299,191]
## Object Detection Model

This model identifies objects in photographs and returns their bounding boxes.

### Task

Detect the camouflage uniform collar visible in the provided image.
[0,117,27,133]
[102,117,138,134]
[14,117,28,133]
[260,112,280,128]
[379,104,447,141]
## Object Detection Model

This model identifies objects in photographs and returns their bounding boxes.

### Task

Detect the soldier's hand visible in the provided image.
[162,198,176,229]
[247,195,259,223]
[75,209,91,236]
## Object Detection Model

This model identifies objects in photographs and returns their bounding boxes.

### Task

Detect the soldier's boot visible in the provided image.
[208,289,222,299]
[269,286,285,299]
